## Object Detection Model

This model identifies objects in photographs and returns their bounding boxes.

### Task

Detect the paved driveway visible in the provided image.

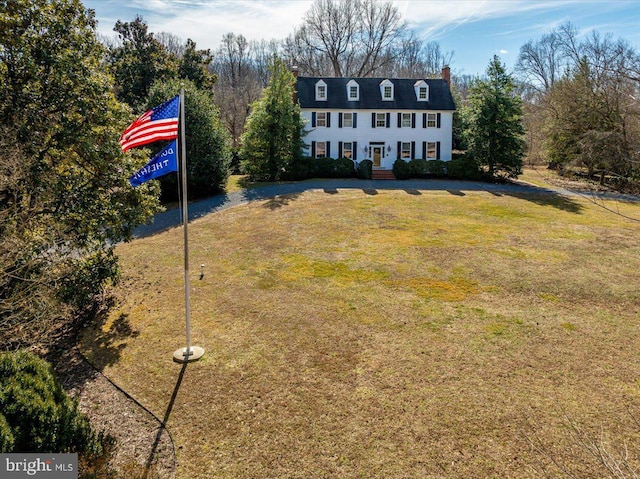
[131,177,624,239]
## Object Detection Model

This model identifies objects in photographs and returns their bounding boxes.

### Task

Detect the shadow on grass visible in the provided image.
[142,362,187,479]
[80,311,140,371]
[262,192,304,209]
[503,190,584,214]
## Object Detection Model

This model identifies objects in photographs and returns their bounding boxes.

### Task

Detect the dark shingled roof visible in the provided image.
[296,77,456,111]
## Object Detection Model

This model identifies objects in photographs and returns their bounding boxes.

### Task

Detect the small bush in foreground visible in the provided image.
[0,351,112,471]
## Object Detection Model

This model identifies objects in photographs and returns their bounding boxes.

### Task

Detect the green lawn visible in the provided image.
[82,182,640,478]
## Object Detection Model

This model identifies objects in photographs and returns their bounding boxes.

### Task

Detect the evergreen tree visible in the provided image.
[464,56,526,178]
[0,351,107,454]
[0,0,159,347]
[240,55,305,182]
[178,39,216,90]
[147,79,232,199]
[108,15,178,110]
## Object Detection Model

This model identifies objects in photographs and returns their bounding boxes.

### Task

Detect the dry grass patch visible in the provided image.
[81,188,640,478]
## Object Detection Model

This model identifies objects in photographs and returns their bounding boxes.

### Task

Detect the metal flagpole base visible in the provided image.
[173,346,205,363]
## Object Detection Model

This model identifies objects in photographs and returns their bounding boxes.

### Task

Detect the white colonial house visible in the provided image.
[295,67,456,177]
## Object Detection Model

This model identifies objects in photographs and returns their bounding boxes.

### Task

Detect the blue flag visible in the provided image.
[129,139,178,187]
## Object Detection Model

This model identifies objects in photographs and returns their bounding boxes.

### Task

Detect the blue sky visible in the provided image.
[84,0,640,76]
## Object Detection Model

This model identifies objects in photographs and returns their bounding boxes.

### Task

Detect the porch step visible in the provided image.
[372,169,396,180]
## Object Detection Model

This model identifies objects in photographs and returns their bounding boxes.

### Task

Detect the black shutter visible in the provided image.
[353,141,357,161]
[386,112,390,128]
[412,113,416,129]
[437,113,441,128]
[422,142,426,160]
[397,141,401,160]
[338,142,343,158]
[411,141,416,159]
[397,112,402,128]
[371,112,376,128]
[311,141,316,158]
[436,142,441,160]
[327,141,331,158]
[353,113,357,128]
[422,113,427,128]
[327,112,331,128]
[312,112,316,128]
[338,113,343,128]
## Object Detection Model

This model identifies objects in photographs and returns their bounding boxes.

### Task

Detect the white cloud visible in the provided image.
[92,0,313,47]
[499,49,508,54]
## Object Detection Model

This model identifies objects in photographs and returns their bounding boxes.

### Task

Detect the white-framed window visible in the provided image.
[315,80,327,101]
[316,112,327,127]
[414,80,429,101]
[427,141,437,158]
[401,142,412,159]
[427,113,437,128]
[316,141,327,158]
[376,113,387,128]
[343,142,353,159]
[401,113,412,128]
[347,80,359,101]
[380,79,394,101]
[343,112,353,128]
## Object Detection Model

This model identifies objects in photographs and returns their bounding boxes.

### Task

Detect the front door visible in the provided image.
[372,146,383,167]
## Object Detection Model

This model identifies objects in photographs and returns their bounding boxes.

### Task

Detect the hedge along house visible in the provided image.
[295,67,456,177]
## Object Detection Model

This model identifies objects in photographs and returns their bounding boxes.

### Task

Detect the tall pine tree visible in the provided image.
[464,56,526,178]
[240,55,305,181]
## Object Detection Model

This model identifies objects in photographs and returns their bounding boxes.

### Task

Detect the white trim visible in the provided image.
[346,79,359,101]
[414,80,429,101]
[380,79,394,101]
[315,80,327,101]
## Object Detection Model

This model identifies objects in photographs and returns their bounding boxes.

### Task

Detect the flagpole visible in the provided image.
[173,87,204,363]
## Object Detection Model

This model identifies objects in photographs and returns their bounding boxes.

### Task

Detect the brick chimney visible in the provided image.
[441,65,450,86]
[291,65,299,78]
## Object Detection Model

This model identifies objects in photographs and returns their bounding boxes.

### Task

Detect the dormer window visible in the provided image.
[315,80,327,101]
[346,80,359,101]
[380,79,394,101]
[414,80,429,101]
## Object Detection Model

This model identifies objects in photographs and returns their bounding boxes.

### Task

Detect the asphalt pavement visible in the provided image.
[131,177,635,239]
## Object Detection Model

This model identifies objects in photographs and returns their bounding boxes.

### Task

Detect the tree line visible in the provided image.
[516,22,640,188]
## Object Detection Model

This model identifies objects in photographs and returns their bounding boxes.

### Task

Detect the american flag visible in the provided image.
[119,96,179,152]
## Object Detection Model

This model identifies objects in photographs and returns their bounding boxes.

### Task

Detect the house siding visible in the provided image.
[301,108,453,168]
[297,76,455,168]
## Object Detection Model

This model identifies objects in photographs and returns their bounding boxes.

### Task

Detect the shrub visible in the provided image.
[393,159,412,179]
[409,158,428,178]
[334,157,356,178]
[356,160,373,179]
[446,153,482,179]
[0,351,107,455]
[283,156,315,181]
[315,157,336,178]
[426,159,447,177]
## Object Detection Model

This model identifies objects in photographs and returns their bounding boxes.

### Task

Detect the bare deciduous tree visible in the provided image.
[285,0,407,77]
